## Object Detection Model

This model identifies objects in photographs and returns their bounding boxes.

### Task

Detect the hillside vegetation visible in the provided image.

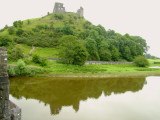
[0,12,148,64]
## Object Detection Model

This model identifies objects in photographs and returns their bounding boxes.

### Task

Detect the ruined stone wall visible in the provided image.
[85,61,133,65]
[0,48,10,120]
[53,2,65,14]
[77,7,84,17]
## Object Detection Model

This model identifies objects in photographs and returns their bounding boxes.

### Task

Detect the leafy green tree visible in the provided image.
[99,41,111,61]
[85,37,100,60]
[0,36,12,47]
[123,46,132,61]
[13,20,23,28]
[58,35,88,65]
[110,46,120,61]
[134,56,149,67]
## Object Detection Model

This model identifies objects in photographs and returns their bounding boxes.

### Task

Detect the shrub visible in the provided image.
[8,45,24,61]
[16,59,26,75]
[54,14,64,20]
[0,36,12,47]
[134,56,149,67]
[8,27,15,35]
[32,54,41,64]
[32,54,47,66]
[39,58,47,66]
[16,28,24,36]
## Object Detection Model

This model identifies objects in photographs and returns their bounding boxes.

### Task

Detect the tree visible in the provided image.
[0,36,12,47]
[58,35,88,65]
[99,41,111,61]
[110,46,120,61]
[85,37,100,60]
[123,46,132,61]
[133,56,149,67]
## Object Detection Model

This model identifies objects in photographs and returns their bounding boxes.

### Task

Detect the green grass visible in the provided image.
[44,60,160,75]
[17,44,32,55]
[148,59,160,66]
[33,47,59,58]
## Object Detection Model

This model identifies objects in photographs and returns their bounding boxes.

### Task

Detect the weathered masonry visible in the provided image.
[0,48,21,120]
[53,2,84,17]
[53,2,66,14]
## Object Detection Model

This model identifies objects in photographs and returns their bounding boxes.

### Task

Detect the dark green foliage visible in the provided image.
[0,36,12,47]
[84,21,92,29]
[13,20,23,28]
[16,29,24,36]
[133,56,149,67]
[123,46,132,61]
[54,14,64,20]
[110,46,120,61]
[85,37,100,60]
[58,35,88,65]
[32,54,47,66]
[63,25,74,35]
[8,45,24,61]
[8,27,15,35]
[72,45,88,65]
[32,54,41,64]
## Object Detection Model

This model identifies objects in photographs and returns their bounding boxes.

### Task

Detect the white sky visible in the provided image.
[0,0,160,57]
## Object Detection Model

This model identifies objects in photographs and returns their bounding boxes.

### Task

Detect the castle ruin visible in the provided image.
[53,2,84,17]
[53,2,65,14]
[77,7,84,17]
[0,48,21,120]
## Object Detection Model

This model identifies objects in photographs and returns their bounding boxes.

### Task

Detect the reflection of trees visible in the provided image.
[9,77,146,115]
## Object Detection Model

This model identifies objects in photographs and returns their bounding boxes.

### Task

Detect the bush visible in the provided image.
[0,36,12,47]
[32,54,41,64]
[8,45,24,61]
[8,27,15,35]
[32,54,47,66]
[8,59,45,77]
[54,14,64,20]
[134,56,149,67]
[16,28,24,36]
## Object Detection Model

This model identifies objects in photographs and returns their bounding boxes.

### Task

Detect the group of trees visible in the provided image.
[0,13,149,66]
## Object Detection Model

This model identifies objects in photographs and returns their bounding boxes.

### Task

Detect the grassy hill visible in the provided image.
[0,12,148,62]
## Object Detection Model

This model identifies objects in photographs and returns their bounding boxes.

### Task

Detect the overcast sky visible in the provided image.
[0,0,160,57]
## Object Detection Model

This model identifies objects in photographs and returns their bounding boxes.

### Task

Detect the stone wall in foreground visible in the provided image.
[0,48,21,120]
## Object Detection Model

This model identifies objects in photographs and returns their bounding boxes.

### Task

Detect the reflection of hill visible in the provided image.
[9,77,146,115]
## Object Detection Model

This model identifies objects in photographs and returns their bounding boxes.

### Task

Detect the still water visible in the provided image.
[9,76,160,120]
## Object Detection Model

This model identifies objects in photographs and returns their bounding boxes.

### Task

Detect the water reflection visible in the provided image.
[9,77,146,115]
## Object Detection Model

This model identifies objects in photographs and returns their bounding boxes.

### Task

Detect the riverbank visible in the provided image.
[39,73,160,78]
[8,59,160,77]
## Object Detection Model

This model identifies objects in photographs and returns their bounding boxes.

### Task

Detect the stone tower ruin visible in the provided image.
[53,2,66,14]
[53,2,84,17]
[77,7,84,17]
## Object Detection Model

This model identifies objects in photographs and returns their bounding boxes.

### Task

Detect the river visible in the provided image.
[9,76,160,120]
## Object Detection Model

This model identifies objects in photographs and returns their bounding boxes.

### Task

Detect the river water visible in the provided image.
[9,76,160,120]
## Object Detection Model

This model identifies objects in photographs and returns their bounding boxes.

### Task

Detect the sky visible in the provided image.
[0,0,160,57]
